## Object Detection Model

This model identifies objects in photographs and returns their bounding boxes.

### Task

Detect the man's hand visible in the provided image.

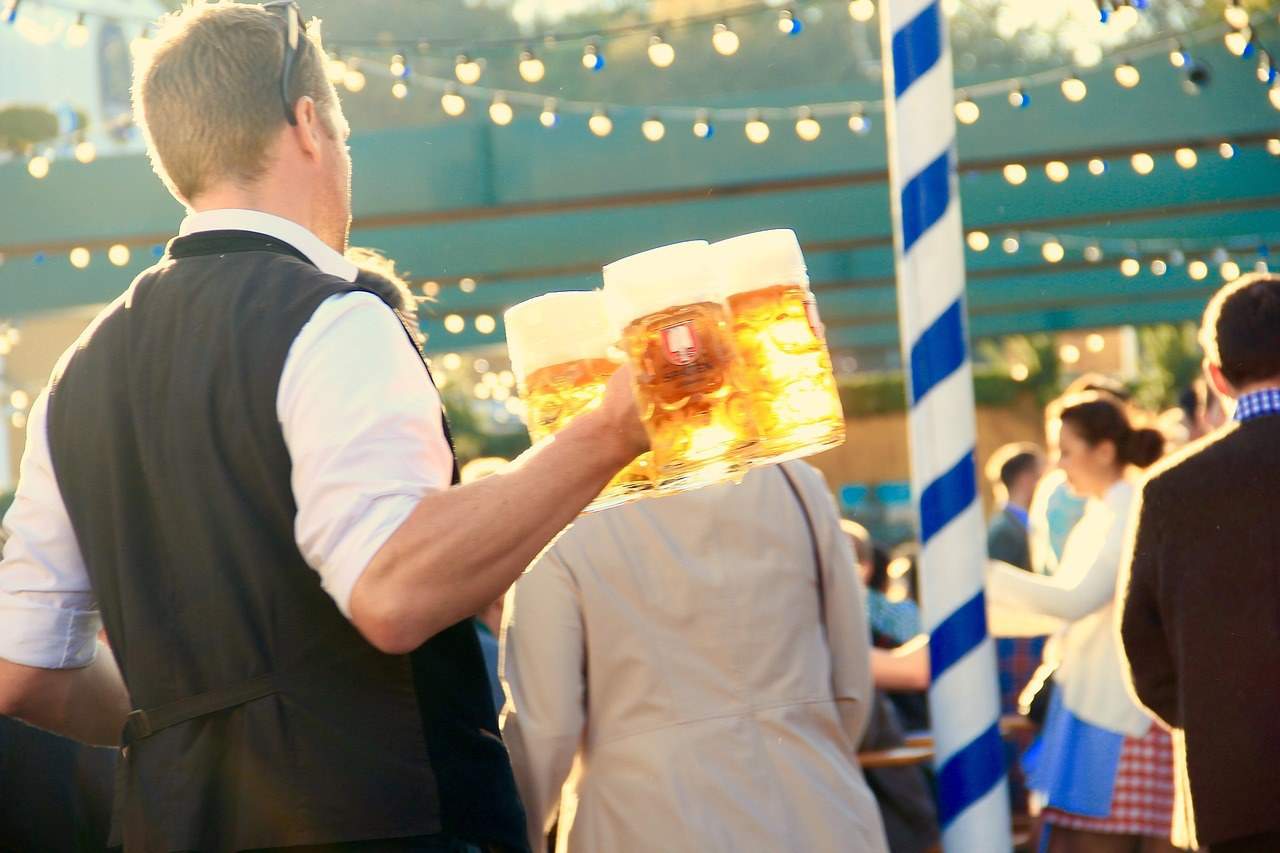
[597,364,650,463]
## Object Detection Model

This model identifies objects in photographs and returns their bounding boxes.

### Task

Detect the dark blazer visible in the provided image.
[987,506,1030,570]
[1119,415,1280,849]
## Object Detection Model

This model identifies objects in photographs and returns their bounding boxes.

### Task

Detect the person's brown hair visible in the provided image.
[132,2,339,203]
[1050,391,1163,469]
[1199,273,1280,389]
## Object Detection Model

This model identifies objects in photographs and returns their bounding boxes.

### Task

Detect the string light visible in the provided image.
[1088,157,1107,175]
[1131,152,1155,175]
[1084,244,1104,263]
[1169,43,1189,68]
[642,115,666,142]
[1010,363,1030,382]
[648,33,675,68]
[1258,52,1275,84]
[847,109,869,135]
[1003,163,1028,185]
[848,0,875,23]
[582,41,604,72]
[1224,0,1250,30]
[1268,138,1280,155]
[1218,141,1235,159]
[518,49,546,83]
[1111,4,1139,31]
[1061,74,1088,102]
[441,353,462,371]
[326,53,348,84]
[421,280,441,298]
[1151,259,1168,275]
[1224,28,1251,57]
[68,247,90,269]
[1188,260,1209,280]
[1221,260,1241,280]
[440,87,466,117]
[454,54,482,85]
[391,80,409,99]
[1008,86,1030,109]
[588,108,613,137]
[1174,147,1198,168]
[966,231,990,251]
[9,390,28,411]
[693,110,714,139]
[1120,257,1141,276]
[777,9,802,36]
[1114,60,1140,88]
[66,12,88,47]
[712,22,740,56]
[3,0,19,25]
[794,107,821,141]
[389,54,407,78]
[1002,236,1020,254]
[488,95,513,126]
[1059,344,1081,365]
[444,314,465,333]
[343,61,367,93]
[1086,333,1106,353]
[108,244,130,267]
[457,277,477,294]
[475,314,496,334]
[1045,160,1069,182]
[539,98,559,128]
[1271,80,1280,111]
[26,154,49,179]
[954,94,980,125]
[1042,241,1065,263]
[73,141,96,164]
[745,111,770,144]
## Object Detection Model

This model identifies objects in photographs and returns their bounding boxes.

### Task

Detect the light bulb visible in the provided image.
[1175,147,1197,169]
[69,247,91,269]
[444,314,465,333]
[475,314,496,334]
[712,23,739,56]
[966,231,990,252]
[1224,28,1250,57]
[848,111,869,135]
[326,56,348,84]
[441,353,462,371]
[777,9,801,36]
[26,154,49,179]
[1120,257,1140,277]
[458,277,477,293]
[1084,244,1103,263]
[1042,241,1065,263]
[954,96,980,125]
[454,54,482,85]
[1059,344,1081,365]
[745,114,770,144]
[1088,157,1107,175]
[1169,47,1188,69]
[74,140,96,164]
[421,281,440,298]
[648,34,675,68]
[1268,138,1280,155]
[1221,260,1241,280]
[1002,236,1020,254]
[1010,363,1030,382]
[66,13,88,47]
[489,97,513,126]
[1061,75,1088,102]
[390,54,406,78]
[540,99,558,128]
[1131,152,1155,175]
[1008,87,1029,108]
[1188,260,1208,280]
[1045,160,1069,183]
[1114,61,1140,88]
[1225,1,1250,30]
[343,68,366,92]
[391,80,409,100]
[1271,81,1280,111]
[1111,4,1138,30]
[848,0,875,23]
[795,110,821,141]
[108,244,130,266]
[518,50,545,83]
[693,110,714,139]
[642,116,666,142]
[1151,259,1168,276]
[1219,142,1235,159]
[1258,54,1275,84]
[1003,163,1028,185]
[1086,333,1106,353]
[441,89,466,117]
[582,42,604,71]
[588,109,613,137]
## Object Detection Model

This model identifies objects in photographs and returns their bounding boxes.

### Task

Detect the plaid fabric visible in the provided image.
[1043,723,1175,837]
[1235,388,1280,422]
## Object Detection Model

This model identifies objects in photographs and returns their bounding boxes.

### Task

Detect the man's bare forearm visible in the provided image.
[0,647,130,746]
[350,405,641,654]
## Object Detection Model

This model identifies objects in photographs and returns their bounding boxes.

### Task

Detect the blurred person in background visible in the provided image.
[1120,273,1280,853]
[986,393,1175,853]
[501,461,889,853]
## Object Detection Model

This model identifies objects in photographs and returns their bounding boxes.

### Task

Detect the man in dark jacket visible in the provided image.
[1119,273,1280,853]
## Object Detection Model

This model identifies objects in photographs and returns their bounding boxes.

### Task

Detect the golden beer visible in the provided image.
[605,242,755,491]
[504,292,652,509]
[711,230,845,464]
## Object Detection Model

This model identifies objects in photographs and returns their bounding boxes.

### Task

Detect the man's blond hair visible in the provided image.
[132,1,338,203]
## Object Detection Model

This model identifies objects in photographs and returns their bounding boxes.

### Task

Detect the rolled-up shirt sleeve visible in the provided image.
[280,292,453,618]
[0,389,101,669]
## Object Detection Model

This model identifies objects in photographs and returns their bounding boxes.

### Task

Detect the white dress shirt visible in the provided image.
[0,209,453,669]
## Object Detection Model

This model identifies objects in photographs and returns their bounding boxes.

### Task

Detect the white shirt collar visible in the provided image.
[178,209,358,283]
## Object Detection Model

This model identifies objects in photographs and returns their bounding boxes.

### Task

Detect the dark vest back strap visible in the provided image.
[123,672,278,746]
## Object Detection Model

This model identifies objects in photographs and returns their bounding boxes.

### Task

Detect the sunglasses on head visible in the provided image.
[263,0,304,126]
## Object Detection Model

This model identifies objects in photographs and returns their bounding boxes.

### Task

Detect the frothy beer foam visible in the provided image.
[709,229,810,298]
[504,290,615,381]
[601,240,717,334]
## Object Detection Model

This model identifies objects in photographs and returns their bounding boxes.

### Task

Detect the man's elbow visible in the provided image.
[348,580,449,656]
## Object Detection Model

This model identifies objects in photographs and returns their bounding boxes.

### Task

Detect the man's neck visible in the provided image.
[188,186,330,251]
[1234,379,1280,398]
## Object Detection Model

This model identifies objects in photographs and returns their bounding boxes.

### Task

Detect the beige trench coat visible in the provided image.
[500,461,890,853]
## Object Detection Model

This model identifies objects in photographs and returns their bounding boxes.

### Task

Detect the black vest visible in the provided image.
[44,232,528,852]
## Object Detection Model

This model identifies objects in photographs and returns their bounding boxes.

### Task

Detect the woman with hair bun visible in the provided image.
[986,392,1177,853]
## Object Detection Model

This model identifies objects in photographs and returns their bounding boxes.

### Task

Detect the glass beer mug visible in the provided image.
[602,241,755,492]
[504,291,653,509]
[709,229,845,464]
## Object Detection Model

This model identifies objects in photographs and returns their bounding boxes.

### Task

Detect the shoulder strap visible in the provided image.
[776,462,827,620]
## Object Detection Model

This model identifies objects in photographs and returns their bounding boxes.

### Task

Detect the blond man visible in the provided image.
[0,4,644,851]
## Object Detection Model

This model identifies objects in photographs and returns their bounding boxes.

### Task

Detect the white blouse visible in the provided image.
[986,478,1153,737]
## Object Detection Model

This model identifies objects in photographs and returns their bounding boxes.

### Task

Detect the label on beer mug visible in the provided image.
[660,321,700,366]
[803,293,825,340]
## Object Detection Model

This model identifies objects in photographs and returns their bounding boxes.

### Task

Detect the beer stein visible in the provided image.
[602,241,755,492]
[709,229,845,464]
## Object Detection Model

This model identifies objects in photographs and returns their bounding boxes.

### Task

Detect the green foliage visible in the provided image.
[1131,322,1203,413]
[0,105,60,153]
[837,366,1029,417]
[440,383,531,465]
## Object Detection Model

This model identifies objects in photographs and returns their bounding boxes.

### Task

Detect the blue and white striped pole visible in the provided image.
[879,2,1011,849]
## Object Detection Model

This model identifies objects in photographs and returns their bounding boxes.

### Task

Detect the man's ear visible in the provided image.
[289,96,324,161]
[1205,360,1236,401]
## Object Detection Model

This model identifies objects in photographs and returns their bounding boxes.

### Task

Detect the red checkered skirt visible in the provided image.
[1043,723,1174,837]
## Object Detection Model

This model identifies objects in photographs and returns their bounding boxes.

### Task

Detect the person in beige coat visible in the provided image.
[500,460,890,853]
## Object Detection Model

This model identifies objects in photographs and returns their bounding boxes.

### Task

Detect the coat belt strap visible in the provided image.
[122,672,278,746]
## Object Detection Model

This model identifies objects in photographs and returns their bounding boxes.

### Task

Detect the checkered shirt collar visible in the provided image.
[1234,387,1280,423]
